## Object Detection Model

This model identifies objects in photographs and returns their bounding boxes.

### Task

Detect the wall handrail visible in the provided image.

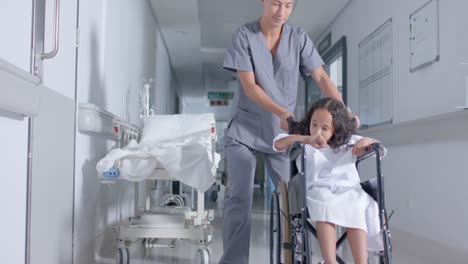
[360,108,468,146]
[78,103,141,143]
[0,58,41,116]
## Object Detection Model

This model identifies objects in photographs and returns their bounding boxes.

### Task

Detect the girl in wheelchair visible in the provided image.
[273,97,386,264]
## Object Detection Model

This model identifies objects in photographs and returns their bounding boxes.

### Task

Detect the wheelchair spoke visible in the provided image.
[270,193,281,264]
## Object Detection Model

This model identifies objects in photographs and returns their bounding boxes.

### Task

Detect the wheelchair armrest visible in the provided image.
[356,142,385,163]
[290,142,304,161]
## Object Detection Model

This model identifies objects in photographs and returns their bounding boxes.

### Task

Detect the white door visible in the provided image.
[29,0,78,263]
[1,1,78,263]
[0,1,36,263]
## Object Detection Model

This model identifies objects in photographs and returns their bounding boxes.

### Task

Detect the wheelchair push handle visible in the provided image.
[370,142,383,152]
[366,142,384,154]
[286,116,298,134]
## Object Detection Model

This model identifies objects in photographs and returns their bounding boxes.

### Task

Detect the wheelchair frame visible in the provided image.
[270,142,392,264]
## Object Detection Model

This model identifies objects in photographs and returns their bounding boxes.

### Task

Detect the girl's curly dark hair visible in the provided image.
[289,97,357,150]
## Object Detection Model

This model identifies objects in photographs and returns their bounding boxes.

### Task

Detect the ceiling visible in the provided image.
[149,0,350,97]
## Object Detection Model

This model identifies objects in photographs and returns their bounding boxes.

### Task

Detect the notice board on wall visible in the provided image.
[358,19,393,127]
[410,0,440,73]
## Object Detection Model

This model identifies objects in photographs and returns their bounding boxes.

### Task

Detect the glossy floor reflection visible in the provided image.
[126,186,270,264]
[127,185,416,264]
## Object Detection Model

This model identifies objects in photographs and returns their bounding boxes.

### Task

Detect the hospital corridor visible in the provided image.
[2,0,468,263]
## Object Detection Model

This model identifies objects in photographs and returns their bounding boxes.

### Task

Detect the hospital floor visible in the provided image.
[128,186,420,264]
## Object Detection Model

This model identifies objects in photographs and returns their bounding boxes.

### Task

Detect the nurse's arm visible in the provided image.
[237,70,291,118]
[310,66,343,103]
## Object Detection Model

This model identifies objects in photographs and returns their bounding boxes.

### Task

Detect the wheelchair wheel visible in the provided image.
[381,229,392,264]
[270,180,292,264]
[370,230,392,264]
[270,191,281,264]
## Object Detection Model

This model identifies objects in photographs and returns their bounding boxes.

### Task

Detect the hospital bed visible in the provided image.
[270,142,392,264]
[96,113,220,264]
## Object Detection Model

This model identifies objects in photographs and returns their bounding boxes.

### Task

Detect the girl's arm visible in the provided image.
[274,134,328,151]
[273,135,310,151]
[352,137,384,156]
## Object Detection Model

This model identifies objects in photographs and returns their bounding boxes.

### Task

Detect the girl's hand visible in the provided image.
[305,134,328,149]
[352,137,378,156]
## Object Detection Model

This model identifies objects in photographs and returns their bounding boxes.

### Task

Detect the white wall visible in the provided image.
[0,112,28,264]
[0,1,35,263]
[74,1,178,263]
[180,77,237,121]
[154,29,179,114]
[315,0,468,123]
[319,0,468,262]
[0,0,32,72]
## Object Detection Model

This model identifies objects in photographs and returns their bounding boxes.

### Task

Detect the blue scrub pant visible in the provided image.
[219,137,289,264]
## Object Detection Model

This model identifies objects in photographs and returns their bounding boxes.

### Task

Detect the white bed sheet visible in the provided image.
[97,114,221,192]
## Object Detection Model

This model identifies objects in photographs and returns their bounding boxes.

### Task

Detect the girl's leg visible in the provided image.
[317,221,337,264]
[347,228,368,264]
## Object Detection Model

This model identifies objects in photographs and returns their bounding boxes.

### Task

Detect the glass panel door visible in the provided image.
[305,36,347,108]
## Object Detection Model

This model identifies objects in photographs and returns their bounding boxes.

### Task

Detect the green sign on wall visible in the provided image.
[207,91,234,100]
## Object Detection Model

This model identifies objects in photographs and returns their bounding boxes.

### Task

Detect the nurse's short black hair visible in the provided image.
[288,97,357,149]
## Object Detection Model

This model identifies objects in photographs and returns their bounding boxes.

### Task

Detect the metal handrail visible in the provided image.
[41,0,60,60]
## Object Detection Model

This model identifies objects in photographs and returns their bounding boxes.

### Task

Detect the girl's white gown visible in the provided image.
[273,134,384,251]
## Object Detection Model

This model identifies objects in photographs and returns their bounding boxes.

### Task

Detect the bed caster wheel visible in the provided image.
[163,195,185,207]
[116,247,129,264]
[196,248,210,264]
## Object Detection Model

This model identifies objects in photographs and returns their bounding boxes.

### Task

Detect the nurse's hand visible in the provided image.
[279,111,295,131]
[305,134,328,149]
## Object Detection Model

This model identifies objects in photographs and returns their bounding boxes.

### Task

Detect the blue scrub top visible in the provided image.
[223,20,324,153]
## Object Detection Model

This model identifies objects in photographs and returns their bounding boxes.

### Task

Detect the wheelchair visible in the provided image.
[270,142,392,264]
